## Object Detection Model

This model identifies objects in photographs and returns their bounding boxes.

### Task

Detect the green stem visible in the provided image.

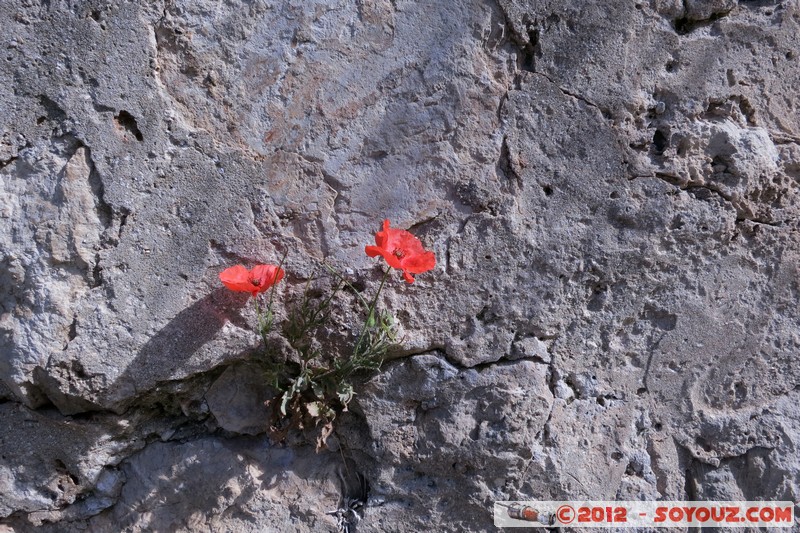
[256,251,287,351]
[308,278,344,327]
[323,262,371,311]
[352,268,390,360]
[314,268,391,382]
[254,295,269,349]
[265,250,288,322]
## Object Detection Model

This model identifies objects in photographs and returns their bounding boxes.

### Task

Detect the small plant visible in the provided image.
[219,219,435,448]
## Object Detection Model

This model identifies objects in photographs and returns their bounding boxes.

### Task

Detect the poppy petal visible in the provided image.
[251,264,284,290]
[372,219,391,248]
[221,264,284,296]
[220,265,249,283]
[220,265,255,293]
[377,247,404,269]
[401,251,436,273]
[365,219,436,281]
[365,245,383,258]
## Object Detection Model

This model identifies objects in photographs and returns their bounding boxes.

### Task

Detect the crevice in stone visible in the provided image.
[38,94,68,124]
[320,168,348,238]
[490,0,538,96]
[407,214,440,234]
[392,344,553,376]
[674,0,733,35]
[684,465,698,500]
[63,316,78,350]
[769,132,800,146]
[496,90,509,124]
[208,239,262,266]
[494,2,539,74]
[444,238,452,276]
[595,392,623,407]
[645,435,670,497]
[631,172,791,228]
[534,71,604,114]
[703,95,757,126]
[0,510,43,530]
[538,399,557,447]
[497,135,523,188]
[84,147,113,232]
[545,359,557,401]
[92,102,115,114]
[113,111,144,142]
[652,129,669,155]
[486,2,545,199]
[527,338,559,445]
[738,0,781,8]
[117,208,130,238]
[676,440,704,499]
[734,216,783,228]
[0,156,18,171]
[518,23,539,73]
[640,331,666,394]
[91,255,104,288]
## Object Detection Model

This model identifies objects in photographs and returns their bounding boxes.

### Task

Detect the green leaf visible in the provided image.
[262,310,273,332]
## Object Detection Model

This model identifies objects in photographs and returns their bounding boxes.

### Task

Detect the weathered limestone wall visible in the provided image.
[1,0,799,531]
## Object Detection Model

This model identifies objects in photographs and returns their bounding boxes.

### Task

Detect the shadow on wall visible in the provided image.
[0,289,267,525]
[108,287,252,410]
[83,435,347,532]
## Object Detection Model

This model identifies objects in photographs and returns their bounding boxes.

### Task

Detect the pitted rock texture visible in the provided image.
[2,0,800,531]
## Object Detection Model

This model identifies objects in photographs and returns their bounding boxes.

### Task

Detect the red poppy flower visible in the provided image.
[219,264,284,297]
[365,219,436,283]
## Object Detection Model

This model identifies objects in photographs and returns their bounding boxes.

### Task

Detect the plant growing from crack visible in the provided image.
[219,219,435,448]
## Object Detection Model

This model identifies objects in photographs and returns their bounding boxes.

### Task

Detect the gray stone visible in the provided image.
[86,437,344,533]
[685,0,739,21]
[205,362,275,435]
[0,403,130,520]
[354,354,553,530]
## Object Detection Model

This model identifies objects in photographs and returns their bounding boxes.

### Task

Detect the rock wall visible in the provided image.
[2,0,799,531]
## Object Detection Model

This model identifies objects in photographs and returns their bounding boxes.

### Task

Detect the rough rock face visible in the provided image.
[1,0,799,531]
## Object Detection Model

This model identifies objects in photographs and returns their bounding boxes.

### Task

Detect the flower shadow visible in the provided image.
[111,288,252,409]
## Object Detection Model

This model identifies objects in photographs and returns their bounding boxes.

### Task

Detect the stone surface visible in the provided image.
[205,362,275,435]
[2,0,800,531]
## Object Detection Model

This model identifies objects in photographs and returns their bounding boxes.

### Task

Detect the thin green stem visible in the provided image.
[265,250,288,321]
[308,278,344,326]
[353,267,390,360]
[254,295,269,349]
[255,251,287,351]
[323,262,371,311]
[313,268,391,382]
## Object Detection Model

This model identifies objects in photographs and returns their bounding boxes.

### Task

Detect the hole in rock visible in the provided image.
[652,129,668,154]
[114,110,144,141]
